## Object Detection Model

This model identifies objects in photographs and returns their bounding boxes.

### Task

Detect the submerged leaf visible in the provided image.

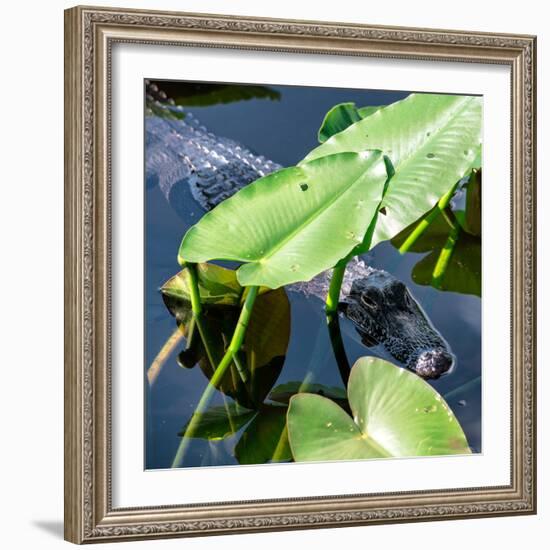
[235,405,292,464]
[161,263,291,409]
[392,210,481,296]
[178,404,255,440]
[178,151,388,288]
[411,233,481,296]
[287,357,471,462]
[269,381,347,405]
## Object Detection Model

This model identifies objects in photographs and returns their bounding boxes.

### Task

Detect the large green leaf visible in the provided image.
[317,102,384,143]
[178,151,388,288]
[287,357,471,462]
[161,263,291,409]
[303,93,482,251]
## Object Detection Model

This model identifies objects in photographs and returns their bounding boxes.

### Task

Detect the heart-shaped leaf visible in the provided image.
[178,151,388,288]
[287,357,471,462]
[303,94,482,251]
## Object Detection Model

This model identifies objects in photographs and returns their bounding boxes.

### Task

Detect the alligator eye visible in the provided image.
[404,292,414,308]
[360,294,378,310]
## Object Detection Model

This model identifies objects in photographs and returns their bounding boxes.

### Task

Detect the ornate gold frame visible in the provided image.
[64,5,537,544]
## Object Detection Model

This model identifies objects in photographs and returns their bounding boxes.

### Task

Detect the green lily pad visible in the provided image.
[178,150,388,289]
[287,357,471,462]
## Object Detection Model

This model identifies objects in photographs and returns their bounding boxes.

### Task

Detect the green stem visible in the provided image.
[271,367,317,463]
[183,261,202,317]
[325,263,346,315]
[441,206,456,231]
[432,219,461,288]
[171,383,218,468]
[191,316,237,434]
[399,182,459,254]
[171,286,259,468]
[193,316,217,374]
[270,318,344,462]
[271,424,289,462]
[222,396,237,435]
[232,352,249,384]
[228,285,259,358]
[325,262,351,387]
[326,313,351,387]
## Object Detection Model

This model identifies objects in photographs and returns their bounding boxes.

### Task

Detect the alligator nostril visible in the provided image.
[415,350,455,379]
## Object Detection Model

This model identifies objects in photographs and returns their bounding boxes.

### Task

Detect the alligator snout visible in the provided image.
[414,349,454,379]
[344,270,456,380]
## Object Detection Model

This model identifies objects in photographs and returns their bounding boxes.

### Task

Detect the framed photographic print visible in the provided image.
[64,5,537,544]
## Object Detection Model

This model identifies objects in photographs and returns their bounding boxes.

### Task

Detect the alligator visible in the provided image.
[145,81,455,379]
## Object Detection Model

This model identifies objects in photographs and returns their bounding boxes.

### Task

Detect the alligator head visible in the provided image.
[341,271,454,379]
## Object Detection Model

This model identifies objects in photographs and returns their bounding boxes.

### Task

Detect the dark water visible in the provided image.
[145,83,481,469]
